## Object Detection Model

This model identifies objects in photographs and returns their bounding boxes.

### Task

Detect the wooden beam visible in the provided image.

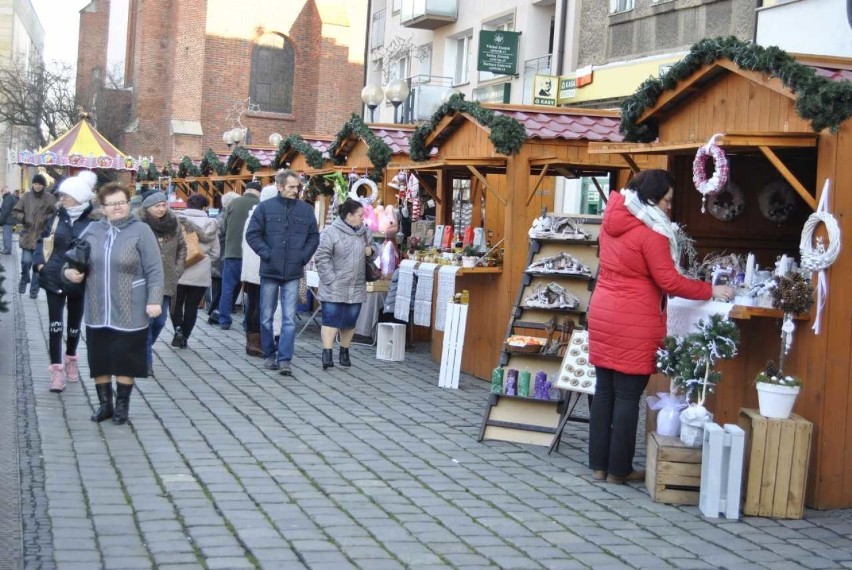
[466,165,506,206]
[590,176,608,205]
[551,166,579,180]
[424,114,458,148]
[758,146,817,210]
[412,171,441,205]
[526,164,550,207]
[638,63,724,124]
[588,134,818,155]
[715,60,796,100]
[620,153,641,173]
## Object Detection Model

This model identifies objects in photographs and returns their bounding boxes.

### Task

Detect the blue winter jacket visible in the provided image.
[245,195,319,282]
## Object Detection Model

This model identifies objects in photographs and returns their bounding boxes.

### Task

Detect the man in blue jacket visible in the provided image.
[246,169,319,376]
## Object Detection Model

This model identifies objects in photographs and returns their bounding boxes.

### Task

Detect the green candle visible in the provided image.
[518,370,531,397]
[491,368,504,394]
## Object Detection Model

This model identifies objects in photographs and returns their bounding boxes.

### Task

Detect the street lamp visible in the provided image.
[269,132,283,147]
[384,79,410,124]
[441,88,461,104]
[230,127,245,146]
[361,84,385,123]
[222,129,236,149]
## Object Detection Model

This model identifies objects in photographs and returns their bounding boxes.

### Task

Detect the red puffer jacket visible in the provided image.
[588,192,711,375]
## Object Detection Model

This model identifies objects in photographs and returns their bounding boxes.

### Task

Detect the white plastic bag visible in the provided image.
[679,404,713,447]
[647,392,688,437]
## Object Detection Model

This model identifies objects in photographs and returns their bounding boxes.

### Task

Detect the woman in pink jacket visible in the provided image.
[587,169,733,484]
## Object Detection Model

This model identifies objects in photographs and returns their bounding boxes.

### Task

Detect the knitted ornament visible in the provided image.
[693,133,729,213]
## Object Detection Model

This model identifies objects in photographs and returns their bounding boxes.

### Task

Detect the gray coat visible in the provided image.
[80,215,165,331]
[314,217,378,304]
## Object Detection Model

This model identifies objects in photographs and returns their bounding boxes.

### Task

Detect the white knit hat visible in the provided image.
[58,170,97,204]
[260,185,278,202]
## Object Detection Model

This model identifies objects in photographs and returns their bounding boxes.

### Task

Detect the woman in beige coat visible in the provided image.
[313,199,378,370]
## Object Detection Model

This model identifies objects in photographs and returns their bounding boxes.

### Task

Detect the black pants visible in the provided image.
[45,290,84,365]
[244,282,260,333]
[171,285,207,339]
[207,276,222,315]
[588,366,649,477]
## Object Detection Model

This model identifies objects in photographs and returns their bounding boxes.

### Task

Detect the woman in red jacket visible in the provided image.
[587,169,733,484]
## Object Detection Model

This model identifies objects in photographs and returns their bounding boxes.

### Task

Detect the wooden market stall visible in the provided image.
[393,101,658,382]
[588,45,852,509]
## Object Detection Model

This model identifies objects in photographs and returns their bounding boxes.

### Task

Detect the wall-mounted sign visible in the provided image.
[576,64,594,87]
[558,76,576,103]
[477,30,520,75]
[532,74,557,106]
[473,82,511,104]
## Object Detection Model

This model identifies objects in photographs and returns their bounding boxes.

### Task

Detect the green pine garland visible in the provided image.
[409,94,527,161]
[226,147,262,173]
[329,114,393,182]
[621,36,852,142]
[178,156,201,178]
[273,134,325,170]
[199,149,227,176]
[136,161,160,181]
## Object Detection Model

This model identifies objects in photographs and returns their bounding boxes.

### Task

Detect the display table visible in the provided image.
[355,291,387,340]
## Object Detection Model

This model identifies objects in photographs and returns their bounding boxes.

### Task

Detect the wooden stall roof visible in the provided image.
[221,136,335,173]
[332,123,415,160]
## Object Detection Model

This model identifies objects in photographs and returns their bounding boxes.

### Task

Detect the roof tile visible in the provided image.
[494,109,623,142]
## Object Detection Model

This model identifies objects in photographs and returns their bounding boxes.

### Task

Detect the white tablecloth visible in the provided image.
[355,291,387,338]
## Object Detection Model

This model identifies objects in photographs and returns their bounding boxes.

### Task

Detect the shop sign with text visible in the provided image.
[477,30,520,75]
[532,74,557,106]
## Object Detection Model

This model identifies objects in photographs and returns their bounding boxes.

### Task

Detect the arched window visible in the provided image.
[250,34,295,115]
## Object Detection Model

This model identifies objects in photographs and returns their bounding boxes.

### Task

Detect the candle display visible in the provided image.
[491,368,504,394]
[744,253,755,287]
[518,371,531,397]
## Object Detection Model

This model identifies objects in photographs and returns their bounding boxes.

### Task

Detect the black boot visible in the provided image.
[322,349,334,370]
[91,383,114,423]
[339,347,351,367]
[171,327,184,347]
[112,383,134,425]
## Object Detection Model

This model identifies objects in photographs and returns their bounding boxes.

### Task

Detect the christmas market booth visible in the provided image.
[588,38,852,509]
[391,98,656,384]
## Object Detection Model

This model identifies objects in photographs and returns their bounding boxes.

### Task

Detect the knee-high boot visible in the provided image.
[91,383,114,422]
[112,383,134,425]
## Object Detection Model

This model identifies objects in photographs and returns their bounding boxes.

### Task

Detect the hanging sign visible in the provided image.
[532,75,557,106]
[557,76,576,103]
[477,30,520,75]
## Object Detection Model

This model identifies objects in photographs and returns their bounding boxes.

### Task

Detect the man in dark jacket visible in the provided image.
[246,169,319,375]
[13,174,56,298]
[0,186,18,254]
[217,181,261,329]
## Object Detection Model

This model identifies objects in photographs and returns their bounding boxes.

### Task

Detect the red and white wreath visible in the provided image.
[693,133,729,213]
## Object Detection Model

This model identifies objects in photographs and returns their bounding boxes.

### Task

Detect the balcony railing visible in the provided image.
[400,74,455,123]
[522,54,552,105]
[400,0,458,30]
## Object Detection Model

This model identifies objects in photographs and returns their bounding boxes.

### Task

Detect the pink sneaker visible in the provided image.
[49,364,66,393]
[64,354,79,382]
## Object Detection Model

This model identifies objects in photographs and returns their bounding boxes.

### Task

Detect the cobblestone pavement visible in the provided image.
[5,250,852,570]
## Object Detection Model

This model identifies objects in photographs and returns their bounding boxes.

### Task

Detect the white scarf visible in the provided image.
[66,202,89,224]
[620,189,681,271]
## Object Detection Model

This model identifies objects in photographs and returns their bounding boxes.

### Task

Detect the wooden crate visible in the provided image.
[738,408,812,519]
[646,431,703,505]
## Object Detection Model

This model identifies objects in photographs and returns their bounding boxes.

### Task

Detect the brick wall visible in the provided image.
[75,0,110,111]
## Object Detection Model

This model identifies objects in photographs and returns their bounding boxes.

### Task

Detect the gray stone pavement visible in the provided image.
[4,247,852,569]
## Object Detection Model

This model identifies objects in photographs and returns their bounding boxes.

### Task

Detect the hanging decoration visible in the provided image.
[759,181,797,223]
[693,134,728,213]
[707,181,744,222]
[350,177,379,206]
[799,179,841,335]
[770,271,814,373]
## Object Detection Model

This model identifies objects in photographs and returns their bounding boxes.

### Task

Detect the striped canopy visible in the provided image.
[15,118,141,171]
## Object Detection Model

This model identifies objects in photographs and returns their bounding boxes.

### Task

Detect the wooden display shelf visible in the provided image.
[518,305,584,314]
[729,305,809,321]
[502,349,564,360]
[530,237,598,246]
[525,271,593,281]
[457,266,502,275]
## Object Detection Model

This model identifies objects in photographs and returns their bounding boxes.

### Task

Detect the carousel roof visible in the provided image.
[16,118,141,171]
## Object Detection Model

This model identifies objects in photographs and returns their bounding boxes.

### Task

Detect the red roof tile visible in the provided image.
[369,127,412,155]
[493,109,623,142]
[811,65,852,82]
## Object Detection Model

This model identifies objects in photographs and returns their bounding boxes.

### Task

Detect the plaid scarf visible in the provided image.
[620,189,681,271]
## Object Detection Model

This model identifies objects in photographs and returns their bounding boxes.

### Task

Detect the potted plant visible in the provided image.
[754,360,802,420]
[461,245,479,268]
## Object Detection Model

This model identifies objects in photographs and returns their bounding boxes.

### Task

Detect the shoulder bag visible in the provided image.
[183,226,206,267]
[364,234,381,282]
[42,215,61,262]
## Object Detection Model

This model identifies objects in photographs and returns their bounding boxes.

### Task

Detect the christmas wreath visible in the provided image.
[349,177,379,205]
[759,181,797,223]
[693,134,728,212]
[707,182,744,222]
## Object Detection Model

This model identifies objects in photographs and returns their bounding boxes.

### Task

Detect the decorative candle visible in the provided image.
[491,368,504,394]
[505,369,518,396]
[534,371,548,399]
[518,371,531,397]
[744,253,755,288]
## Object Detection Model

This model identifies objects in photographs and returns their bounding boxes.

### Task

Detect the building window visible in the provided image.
[453,34,472,86]
[250,34,295,115]
[371,9,385,50]
[609,0,634,14]
[392,0,401,14]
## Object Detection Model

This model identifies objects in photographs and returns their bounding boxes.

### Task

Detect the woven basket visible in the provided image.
[504,343,544,355]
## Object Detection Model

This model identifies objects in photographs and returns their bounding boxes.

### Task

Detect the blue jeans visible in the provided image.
[1,224,12,253]
[20,248,39,292]
[218,259,242,327]
[146,296,171,365]
[260,277,299,363]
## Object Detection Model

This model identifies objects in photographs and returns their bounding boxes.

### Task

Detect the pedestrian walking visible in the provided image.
[246,169,319,376]
[314,198,378,370]
[63,182,164,425]
[0,185,18,254]
[33,171,100,392]
[586,169,734,484]
[13,174,56,298]
[207,190,240,324]
[218,184,260,330]
[240,185,278,357]
[135,192,186,377]
[171,193,220,348]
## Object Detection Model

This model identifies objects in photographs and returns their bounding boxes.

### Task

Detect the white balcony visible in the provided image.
[400,0,458,30]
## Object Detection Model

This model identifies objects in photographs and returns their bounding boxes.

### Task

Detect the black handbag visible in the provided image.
[65,239,91,274]
[364,236,380,282]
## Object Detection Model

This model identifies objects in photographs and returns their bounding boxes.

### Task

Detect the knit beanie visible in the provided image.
[32,174,47,186]
[260,185,278,202]
[57,171,97,204]
[141,191,167,209]
[245,181,262,192]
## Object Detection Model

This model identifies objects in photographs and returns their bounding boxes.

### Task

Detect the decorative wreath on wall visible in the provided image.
[707,181,744,222]
[693,134,729,213]
[759,181,797,223]
[349,177,378,205]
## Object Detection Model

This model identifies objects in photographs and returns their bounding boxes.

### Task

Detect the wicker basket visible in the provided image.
[504,342,544,355]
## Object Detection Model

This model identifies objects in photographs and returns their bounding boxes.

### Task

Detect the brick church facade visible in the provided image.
[76,0,368,164]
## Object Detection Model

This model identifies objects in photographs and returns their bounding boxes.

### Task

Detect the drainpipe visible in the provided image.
[362,0,373,121]
[848,0,852,29]
[553,0,569,76]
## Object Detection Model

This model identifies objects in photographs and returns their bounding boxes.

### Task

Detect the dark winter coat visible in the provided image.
[587,191,711,375]
[134,207,186,298]
[219,193,259,259]
[0,193,18,225]
[314,217,378,304]
[13,189,56,249]
[245,195,319,282]
[33,203,101,297]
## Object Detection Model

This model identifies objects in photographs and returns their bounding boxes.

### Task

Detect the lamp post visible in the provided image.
[361,84,385,123]
[222,130,236,149]
[269,132,283,147]
[230,127,245,146]
[384,79,410,124]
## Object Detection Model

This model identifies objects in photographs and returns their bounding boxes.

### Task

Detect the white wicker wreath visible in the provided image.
[759,181,797,223]
[349,177,378,205]
[693,133,729,213]
[800,211,841,272]
[707,182,744,222]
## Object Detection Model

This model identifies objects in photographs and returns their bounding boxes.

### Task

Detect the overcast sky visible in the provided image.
[31,0,90,65]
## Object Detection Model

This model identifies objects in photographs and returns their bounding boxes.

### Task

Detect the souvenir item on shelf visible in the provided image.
[523,282,581,310]
[759,181,797,223]
[555,329,596,395]
[518,371,531,397]
[526,252,591,276]
[800,179,841,334]
[379,240,398,276]
[441,225,453,249]
[693,133,729,213]
[505,369,518,396]
[529,215,592,240]
[349,177,379,205]
[462,226,474,247]
[491,368,504,394]
[432,225,445,248]
[505,335,546,354]
[472,227,486,252]
[707,181,744,222]
[363,203,379,231]
[533,371,550,400]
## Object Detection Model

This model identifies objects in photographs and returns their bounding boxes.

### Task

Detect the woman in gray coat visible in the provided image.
[314,199,378,370]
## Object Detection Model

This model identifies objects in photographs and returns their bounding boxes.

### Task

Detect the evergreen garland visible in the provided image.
[226,147,262,173]
[621,36,852,142]
[199,149,227,176]
[409,94,527,161]
[273,134,325,170]
[160,162,177,178]
[136,161,160,182]
[0,264,8,313]
[178,156,201,178]
[329,114,393,182]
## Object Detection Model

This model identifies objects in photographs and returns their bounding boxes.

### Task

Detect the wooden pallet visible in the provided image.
[738,408,812,519]
[646,432,702,505]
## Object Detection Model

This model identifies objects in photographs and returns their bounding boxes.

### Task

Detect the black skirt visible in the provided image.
[86,327,148,378]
